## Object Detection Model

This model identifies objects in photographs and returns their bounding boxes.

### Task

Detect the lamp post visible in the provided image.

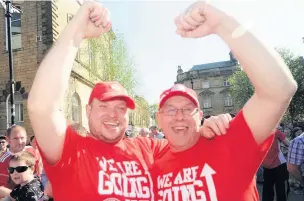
[5,0,15,125]
[1,0,21,126]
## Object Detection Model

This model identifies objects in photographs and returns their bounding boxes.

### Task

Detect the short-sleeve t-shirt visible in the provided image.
[38,126,168,201]
[0,150,12,188]
[151,111,274,201]
[262,130,287,169]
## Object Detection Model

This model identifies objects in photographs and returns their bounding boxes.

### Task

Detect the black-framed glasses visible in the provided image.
[8,166,30,174]
[160,108,199,116]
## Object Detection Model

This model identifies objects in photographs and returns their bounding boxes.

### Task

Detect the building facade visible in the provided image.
[0,0,144,136]
[175,52,238,117]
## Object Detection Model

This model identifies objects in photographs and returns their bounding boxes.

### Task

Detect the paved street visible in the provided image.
[257,183,303,201]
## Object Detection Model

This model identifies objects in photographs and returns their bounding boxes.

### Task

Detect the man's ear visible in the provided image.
[156,111,162,129]
[86,104,92,119]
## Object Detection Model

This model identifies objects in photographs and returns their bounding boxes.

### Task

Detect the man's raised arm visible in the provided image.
[216,16,297,144]
[27,2,111,164]
[175,2,297,144]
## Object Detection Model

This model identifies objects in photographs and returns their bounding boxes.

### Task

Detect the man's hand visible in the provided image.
[200,113,233,139]
[174,1,226,38]
[71,1,112,42]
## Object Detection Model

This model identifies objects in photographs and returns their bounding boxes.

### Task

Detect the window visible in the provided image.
[71,93,81,124]
[203,99,211,108]
[191,79,199,89]
[5,5,21,50]
[6,93,24,126]
[224,96,233,106]
[202,80,210,89]
[223,79,231,87]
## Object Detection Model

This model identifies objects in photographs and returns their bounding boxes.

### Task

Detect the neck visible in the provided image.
[170,133,200,153]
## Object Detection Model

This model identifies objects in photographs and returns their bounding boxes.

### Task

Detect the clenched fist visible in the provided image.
[200,113,233,139]
[175,1,227,38]
[72,1,112,40]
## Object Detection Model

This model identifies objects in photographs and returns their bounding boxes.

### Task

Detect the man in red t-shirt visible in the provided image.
[261,128,289,201]
[150,1,296,201]
[27,2,229,200]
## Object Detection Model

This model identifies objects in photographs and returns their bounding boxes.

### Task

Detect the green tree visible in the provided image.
[228,69,253,109]
[87,31,137,95]
[228,48,304,122]
[134,96,150,127]
[149,103,158,125]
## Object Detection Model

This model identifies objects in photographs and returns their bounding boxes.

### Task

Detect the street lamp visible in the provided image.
[1,0,21,126]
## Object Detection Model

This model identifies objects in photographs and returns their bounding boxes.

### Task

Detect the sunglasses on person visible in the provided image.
[7,166,31,174]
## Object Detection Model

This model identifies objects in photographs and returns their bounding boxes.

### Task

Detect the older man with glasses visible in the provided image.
[150,0,297,200]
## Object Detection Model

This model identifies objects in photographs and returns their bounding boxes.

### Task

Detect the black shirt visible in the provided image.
[10,178,45,201]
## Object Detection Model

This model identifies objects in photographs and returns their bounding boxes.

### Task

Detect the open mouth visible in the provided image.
[103,121,120,130]
[172,126,188,134]
[12,176,20,183]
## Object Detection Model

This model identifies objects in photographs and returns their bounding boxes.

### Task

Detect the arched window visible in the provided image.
[71,93,82,124]
[6,92,24,126]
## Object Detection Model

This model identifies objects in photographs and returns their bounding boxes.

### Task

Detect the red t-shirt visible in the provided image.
[151,111,274,201]
[39,126,168,201]
[262,130,287,169]
[0,151,12,188]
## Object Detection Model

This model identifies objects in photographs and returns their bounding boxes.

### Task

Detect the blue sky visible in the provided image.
[102,0,304,104]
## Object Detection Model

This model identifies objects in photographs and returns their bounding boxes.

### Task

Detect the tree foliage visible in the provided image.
[149,103,158,124]
[86,31,138,95]
[228,48,304,122]
[228,69,253,110]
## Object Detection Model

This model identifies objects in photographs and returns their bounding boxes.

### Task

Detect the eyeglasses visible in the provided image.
[160,108,199,116]
[0,141,6,144]
[8,166,30,174]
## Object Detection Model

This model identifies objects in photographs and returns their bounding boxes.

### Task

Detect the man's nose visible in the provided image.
[108,108,118,118]
[174,109,184,121]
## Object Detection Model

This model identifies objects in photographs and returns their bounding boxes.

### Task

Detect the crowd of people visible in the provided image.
[0,0,302,200]
[255,125,304,201]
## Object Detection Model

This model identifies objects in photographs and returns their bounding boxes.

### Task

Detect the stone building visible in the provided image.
[175,52,238,117]
[0,0,145,136]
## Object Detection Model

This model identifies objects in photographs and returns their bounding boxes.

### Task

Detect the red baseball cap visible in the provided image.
[88,81,135,110]
[159,84,200,109]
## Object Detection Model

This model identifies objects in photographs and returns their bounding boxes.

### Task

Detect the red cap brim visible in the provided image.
[159,91,199,109]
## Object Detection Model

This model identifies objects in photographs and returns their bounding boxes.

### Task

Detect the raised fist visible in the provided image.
[72,1,112,40]
[175,1,227,38]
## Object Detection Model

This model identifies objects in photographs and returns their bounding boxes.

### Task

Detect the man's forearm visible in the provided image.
[28,20,83,111]
[215,16,297,100]
[290,167,304,184]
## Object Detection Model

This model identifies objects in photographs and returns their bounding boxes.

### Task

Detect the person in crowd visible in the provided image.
[261,127,290,201]
[8,151,45,201]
